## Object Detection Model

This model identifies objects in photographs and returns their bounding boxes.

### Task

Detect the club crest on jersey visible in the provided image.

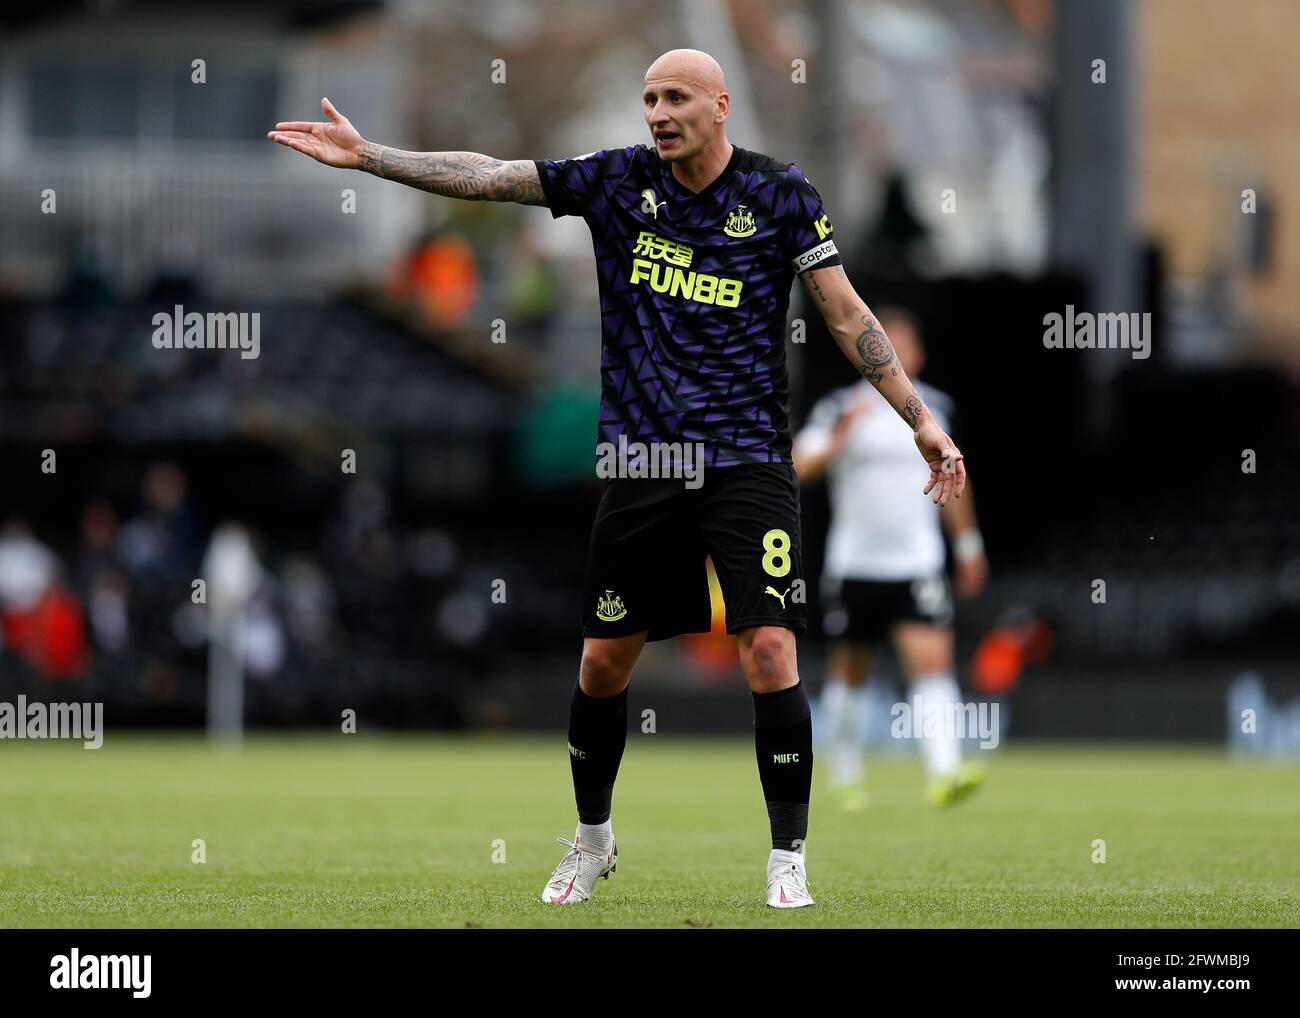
[595,589,628,622]
[723,204,757,238]
[641,189,667,219]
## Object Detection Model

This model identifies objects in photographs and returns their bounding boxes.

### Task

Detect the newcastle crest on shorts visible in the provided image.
[595,589,628,622]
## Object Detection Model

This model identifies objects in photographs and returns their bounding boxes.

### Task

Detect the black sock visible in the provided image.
[752,681,813,851]
[567,683,628,824]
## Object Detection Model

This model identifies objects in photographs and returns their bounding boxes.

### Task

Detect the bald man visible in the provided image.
[269,48,966,910]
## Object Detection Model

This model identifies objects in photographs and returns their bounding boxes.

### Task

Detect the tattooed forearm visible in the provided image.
[357,143,487,196]
[854,314,899,384]
[801,265,934,436]
[901,391,926,430]
[356,144,547,205]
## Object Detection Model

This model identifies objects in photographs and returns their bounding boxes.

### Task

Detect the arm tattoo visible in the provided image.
[805,269,829,304]
[487,160,548,205]
[800,264,846,304]
[853,314,900,385]
[357,143,547,206]
[901,391,926,430]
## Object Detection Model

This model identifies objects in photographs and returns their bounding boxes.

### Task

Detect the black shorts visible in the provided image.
[582,463,807,642]
[821,574,954,644]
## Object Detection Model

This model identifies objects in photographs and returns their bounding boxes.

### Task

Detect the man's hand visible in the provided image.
[267,98,364,169]
[267,102,547,205]
[914,419,966,507]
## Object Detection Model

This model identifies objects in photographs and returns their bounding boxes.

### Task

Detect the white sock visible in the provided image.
[913,673,962,778]
[821,676,866,787]
[577,819,613,856]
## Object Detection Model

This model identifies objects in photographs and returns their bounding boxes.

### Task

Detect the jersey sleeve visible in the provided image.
[793,388,848,460]
[533,147,630,220]
[782,166,843,274]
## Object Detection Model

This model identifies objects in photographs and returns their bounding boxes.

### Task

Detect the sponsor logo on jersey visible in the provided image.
[813,213,834,240]
[723,203,757,238]
[629,230,744,307]
[595,589,628,622]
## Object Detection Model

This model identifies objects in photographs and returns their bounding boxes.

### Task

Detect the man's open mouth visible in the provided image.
[655,131,680,144]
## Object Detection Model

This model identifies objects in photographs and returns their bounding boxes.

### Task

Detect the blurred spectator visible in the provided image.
[326,480,400,580]
[391,229,481,330]
[202,521,284,681]
[504,226,560,340]
[0,517,89,678]
[0,516,58,614]
[282,554,337,657]
[76,499,130,653]
[118,462,200,575]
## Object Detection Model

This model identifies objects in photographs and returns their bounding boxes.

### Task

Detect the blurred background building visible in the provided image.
[0,0,1296,744]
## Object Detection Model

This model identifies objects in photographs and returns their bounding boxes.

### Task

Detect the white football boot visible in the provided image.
[540,832,617,904]
[766,848,815,908]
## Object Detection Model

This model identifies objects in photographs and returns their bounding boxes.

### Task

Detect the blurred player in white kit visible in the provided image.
[794,307,989,810]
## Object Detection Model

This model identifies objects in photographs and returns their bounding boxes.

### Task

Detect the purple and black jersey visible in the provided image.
[534,144,842,468]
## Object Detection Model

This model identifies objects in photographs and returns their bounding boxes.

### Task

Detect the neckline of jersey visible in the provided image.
[655,143,743,202]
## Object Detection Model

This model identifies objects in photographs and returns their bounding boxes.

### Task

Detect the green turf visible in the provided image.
[1,734,1296,928]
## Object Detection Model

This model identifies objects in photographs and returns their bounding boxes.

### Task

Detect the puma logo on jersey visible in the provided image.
[641,189,667,219]
[765,585,791,609]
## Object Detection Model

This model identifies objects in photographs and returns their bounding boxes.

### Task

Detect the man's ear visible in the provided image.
[715,91,730,124]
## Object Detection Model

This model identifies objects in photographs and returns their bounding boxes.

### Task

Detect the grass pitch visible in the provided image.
[1,734,1297,928]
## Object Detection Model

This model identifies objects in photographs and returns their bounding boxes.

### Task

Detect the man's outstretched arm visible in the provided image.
[267,97,547,206]
[799,263,967,506]
[357,145,545,204]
